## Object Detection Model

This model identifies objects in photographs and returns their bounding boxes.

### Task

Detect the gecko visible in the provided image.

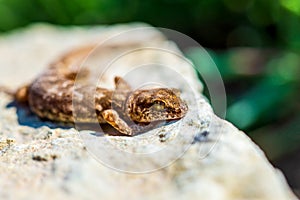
[14,45,188,136]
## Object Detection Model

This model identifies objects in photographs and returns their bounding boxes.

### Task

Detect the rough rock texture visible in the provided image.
[0,23,297,200]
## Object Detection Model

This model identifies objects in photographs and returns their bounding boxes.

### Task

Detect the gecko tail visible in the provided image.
[0,85,30,104]
[14,85,30,103]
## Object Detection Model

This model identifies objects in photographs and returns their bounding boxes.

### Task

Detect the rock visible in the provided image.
[0,23,297,200]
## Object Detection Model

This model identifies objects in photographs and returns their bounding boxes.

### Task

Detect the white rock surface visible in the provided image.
[0,23,297,200]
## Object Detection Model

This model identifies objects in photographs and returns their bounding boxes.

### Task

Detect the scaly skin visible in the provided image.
[17,45,188,135]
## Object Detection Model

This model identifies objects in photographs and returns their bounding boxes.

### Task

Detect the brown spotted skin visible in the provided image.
[126,89,188,123]
[22,46,188,135]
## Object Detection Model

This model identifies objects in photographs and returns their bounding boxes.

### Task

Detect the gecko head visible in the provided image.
[126,88,188,123]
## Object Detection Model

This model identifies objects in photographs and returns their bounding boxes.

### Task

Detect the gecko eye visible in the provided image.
[152,100,166,111]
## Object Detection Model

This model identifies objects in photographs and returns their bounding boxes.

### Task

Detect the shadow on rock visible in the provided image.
[6,100,73,129]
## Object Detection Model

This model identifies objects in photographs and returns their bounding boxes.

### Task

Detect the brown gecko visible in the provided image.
[15,46,188,136]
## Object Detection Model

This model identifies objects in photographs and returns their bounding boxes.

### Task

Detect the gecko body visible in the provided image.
[17,46,188,135]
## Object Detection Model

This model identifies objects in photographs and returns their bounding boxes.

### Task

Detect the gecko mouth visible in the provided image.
[141,106,187,122]
[167,109,187,119]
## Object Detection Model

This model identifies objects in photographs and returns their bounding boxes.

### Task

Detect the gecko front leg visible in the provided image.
[114,76,131,91]
[102,109,163,135]
[101,109,133,136]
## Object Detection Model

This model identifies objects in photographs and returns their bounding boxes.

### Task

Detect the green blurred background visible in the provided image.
[0,0,299,196]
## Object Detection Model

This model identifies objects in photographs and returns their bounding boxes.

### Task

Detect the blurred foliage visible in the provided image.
[187,48,300,159]
[0,0,300,191]
[0,0,300,49]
